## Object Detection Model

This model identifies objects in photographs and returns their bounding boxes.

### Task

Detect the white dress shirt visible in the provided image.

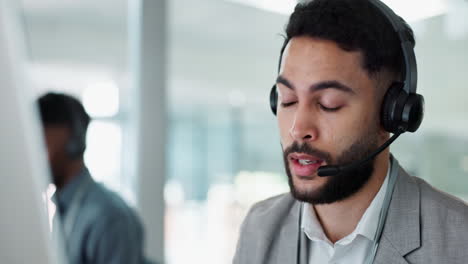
[302,166,390,264]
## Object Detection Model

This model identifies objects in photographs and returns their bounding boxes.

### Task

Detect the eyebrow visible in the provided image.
[276,75,355,94]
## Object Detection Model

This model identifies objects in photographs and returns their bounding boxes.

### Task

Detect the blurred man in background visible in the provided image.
[38,92,150,264]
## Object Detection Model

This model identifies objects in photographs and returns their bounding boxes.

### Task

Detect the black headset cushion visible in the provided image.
[381,82,404,133]
[403,93,424,132]
[270,84,278,115]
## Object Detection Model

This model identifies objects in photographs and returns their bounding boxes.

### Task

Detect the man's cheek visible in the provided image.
[278,118,293,143]
[279,133,293,150]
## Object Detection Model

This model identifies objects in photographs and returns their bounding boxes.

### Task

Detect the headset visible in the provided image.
[62,96,87,159]
[269,0,424,135]
[269,0,425,177]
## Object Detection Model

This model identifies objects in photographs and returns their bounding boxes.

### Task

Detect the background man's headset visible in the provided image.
[269,0,425,177]
[62,96,87,160]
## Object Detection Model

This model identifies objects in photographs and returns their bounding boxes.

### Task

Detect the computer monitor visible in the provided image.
[0,1,63,263]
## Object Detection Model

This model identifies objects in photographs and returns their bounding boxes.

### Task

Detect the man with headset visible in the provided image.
[233,0,468,263]
[38,92,151,264]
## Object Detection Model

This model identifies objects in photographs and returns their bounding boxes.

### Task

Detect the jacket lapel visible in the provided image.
[270,199,305,264]
[374,236,410,264]
[375,163,421,263]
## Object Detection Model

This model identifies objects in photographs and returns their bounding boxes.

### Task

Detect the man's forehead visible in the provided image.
[44,124,70,134]
[279,37,371,94]
[281,37,364,69]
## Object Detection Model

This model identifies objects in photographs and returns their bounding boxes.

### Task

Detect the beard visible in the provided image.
[282,131,379,205]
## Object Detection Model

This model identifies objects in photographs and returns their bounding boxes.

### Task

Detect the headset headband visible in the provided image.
[277,0,417,95]
[368,0,417,94]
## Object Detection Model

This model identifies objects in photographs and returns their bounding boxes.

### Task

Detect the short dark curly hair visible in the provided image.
[38,92,91,158]
[280,0,415,78]
[38,92,91,140]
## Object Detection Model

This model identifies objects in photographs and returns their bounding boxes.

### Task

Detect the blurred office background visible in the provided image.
[17,0,468,263]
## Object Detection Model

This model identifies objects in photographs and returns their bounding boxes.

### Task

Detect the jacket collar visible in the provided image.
[375,163,421,262]
[275,197,310,264]
[53,167,91,216]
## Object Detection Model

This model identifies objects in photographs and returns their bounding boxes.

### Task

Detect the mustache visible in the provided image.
[283,141,332,163]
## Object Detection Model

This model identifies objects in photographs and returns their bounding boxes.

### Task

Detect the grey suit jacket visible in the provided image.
[233,162,468,264]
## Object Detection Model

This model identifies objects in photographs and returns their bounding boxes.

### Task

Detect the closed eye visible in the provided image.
[281,101,297,107]
[319,103,341,112]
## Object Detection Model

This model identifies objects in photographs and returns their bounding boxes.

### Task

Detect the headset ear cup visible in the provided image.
[66,140,79,159]
[66,138,86,159]
[270,84,278,115]
[402,93,424,132]
[381,83,403,133]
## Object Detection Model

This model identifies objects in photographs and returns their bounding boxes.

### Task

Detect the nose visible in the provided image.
[289,106,318,143]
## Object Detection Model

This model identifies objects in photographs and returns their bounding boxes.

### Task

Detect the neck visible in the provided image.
[312,150,390,243]
[56,160,85,190]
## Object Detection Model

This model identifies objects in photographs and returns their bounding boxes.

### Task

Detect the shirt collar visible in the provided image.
[54,167,90,215]
[301,161,391,244]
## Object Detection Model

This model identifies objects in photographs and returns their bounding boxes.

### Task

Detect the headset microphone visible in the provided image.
[317,130,402,177]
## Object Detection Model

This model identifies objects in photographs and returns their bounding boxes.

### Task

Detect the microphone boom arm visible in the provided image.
[317,132,403,177]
